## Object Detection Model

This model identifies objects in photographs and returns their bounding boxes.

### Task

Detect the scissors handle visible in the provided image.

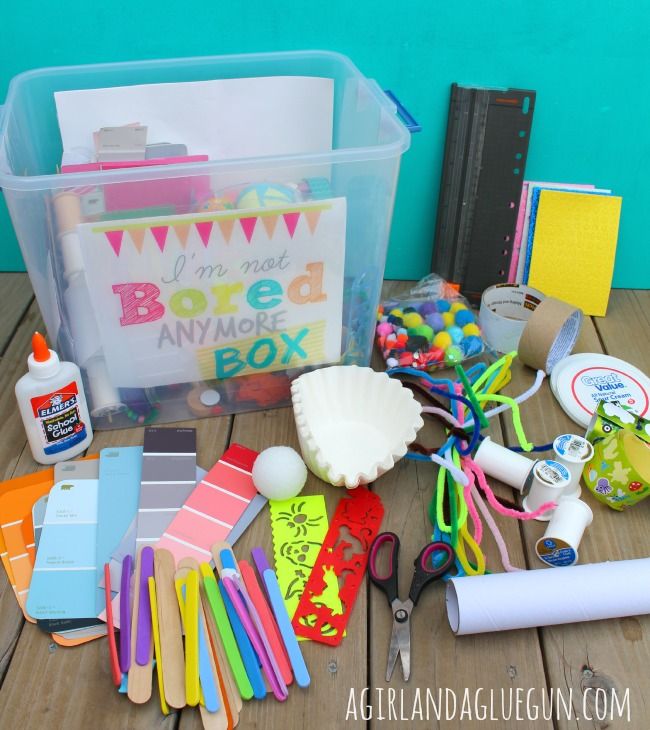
[409,542,455,606]
[368,532,400,605]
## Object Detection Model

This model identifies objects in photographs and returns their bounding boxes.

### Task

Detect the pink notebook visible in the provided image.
[157,444,259,564]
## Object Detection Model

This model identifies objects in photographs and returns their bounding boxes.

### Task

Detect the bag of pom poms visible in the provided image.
[376,273,485,370]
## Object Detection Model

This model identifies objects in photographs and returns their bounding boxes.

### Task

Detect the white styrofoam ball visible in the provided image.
[252,446,308,500]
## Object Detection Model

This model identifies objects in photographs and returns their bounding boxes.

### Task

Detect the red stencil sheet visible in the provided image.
[292,487,384,645]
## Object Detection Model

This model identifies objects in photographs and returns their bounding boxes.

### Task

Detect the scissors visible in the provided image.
[368,532,455,681]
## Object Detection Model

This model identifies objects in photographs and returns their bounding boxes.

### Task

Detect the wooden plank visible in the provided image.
[0,273,33,353]
[500,315,650,728]
[594,289,650,368]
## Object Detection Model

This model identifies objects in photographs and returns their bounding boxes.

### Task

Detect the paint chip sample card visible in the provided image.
[78,198,346,388]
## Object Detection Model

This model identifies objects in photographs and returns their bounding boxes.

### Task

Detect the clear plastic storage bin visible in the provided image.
[0,51,412,428]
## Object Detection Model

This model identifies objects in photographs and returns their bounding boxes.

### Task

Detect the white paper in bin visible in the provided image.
[446,558,650,635]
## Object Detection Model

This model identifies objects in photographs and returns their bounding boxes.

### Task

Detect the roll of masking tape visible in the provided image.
[517,298,583,374]
[479,285,583,373]
[478,284,545,354]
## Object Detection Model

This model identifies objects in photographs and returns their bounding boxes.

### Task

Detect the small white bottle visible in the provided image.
[15,332,93,464]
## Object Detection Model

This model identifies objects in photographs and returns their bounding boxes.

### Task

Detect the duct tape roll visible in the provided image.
[517,298,583,374]
[478,284,545,354]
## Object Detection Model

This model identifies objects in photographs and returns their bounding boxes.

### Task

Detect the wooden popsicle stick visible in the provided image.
[198,590,230,730]
[211,541,232,576]
[180,557,242,716]
[154,548,186,709]
[148,577,170,716]
[127,547,153,704]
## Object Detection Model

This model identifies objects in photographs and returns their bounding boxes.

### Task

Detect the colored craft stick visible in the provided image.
[104,563,122,687]
[177,576,220,713]
[127,548,153,704]
[252,548,310,688]
[220,550,287,696]
[221,575,286,701]
[219,581,267,699]
[148,577,170,716]
[185,572,201,706]
[136,547,154,665]
[239,559,292,685]
[119,555,132,672]
[154,549,186,709]
[200,563,253,700]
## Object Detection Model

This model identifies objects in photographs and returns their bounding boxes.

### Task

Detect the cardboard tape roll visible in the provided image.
[517,298,583,374]
[478,284,545,354]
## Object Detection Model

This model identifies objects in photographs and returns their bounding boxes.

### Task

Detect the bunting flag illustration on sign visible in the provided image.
[77,199,346,389]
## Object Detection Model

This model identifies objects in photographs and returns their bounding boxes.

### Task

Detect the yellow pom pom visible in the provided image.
[450,302,468,313]
[462,323,481,337]
[389,308,403,318]
[402,312,423,328]
[433,331,452,350]
[442,312,455,328]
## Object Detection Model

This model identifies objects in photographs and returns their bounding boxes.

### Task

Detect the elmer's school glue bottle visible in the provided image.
[15,332,93,464]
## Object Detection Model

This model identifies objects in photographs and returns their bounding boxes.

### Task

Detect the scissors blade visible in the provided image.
[396,618,411,681]
[385,619,401,681]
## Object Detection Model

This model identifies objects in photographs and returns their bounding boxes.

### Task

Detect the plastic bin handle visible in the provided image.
[383,90,422,133]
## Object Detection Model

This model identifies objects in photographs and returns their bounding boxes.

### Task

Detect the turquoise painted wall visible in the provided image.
[1,1,648,287]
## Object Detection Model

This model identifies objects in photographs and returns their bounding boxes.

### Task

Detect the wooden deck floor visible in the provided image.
[0,274,649,730]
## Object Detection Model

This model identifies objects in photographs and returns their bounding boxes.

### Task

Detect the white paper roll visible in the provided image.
[446,557,650,635]
[59,231,85,280]
[523,459,571,520]
[63,273,102,365]
[535,497,593,567]
[474,436,536,493]
[552,434,593,498]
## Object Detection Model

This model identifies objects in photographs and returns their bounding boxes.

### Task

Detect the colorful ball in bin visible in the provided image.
[450,302,467,313]
[433,331,452,350]
[418,301,438,316]
[462,323,481,338]
[402,312,423,328]
[426,313,445,332]
[447,326,464,345]
[442,312,455,328]
[236,183,296,209]
[437,300,451,313]
[462,335,483,356]
[455,309,475,327]
[445,345,464,365]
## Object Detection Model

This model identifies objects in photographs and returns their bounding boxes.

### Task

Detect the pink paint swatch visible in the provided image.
[157,444,259,564]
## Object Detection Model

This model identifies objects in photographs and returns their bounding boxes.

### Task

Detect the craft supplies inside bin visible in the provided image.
[0,51,413,428]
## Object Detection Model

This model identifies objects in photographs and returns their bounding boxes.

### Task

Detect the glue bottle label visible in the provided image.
[30,383,89,455]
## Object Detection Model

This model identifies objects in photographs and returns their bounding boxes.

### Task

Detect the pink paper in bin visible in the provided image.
[61,155,211,212]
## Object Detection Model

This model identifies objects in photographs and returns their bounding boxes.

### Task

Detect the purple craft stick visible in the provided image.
[251,548,273,603]
[136,547,155,665]
[119,555,133,672]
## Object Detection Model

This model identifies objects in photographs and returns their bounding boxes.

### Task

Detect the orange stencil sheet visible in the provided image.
[157,444,258,564]
[0,468,54,618]
[292,487,384,646]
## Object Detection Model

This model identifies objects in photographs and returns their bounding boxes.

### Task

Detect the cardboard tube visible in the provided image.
[446,558,650,635]
[517,298,583,374]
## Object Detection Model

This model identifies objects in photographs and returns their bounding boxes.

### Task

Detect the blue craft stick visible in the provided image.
[182,585,220,713]
[251,547,310,688]
[218,581,267,699]
[261,570,310,688]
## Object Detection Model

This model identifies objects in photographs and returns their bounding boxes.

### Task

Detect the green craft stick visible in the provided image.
[199,563,253,700]
[455,365,489,429]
